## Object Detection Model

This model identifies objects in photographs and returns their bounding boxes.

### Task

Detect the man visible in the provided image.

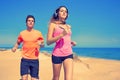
[12,15,44,80]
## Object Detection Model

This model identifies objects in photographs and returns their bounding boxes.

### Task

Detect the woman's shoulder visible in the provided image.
[66,24,71,29]
[49,22,56,25]
[49,22,57,28]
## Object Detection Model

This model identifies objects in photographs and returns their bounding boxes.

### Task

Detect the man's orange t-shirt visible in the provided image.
[17,29,44,59]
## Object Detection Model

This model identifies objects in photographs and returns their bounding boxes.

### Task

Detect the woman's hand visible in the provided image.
[71,41,76,46]
[59,25,70,36]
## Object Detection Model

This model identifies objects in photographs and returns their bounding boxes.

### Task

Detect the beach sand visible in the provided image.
[0,49,120,80]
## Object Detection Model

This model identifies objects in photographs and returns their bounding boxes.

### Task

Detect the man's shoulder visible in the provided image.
[20,30,26,34]
[34,29,42,33]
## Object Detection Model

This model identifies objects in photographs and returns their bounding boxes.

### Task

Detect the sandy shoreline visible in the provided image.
[0,49,120,80]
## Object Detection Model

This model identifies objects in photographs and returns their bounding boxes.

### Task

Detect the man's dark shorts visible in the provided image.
[20,58,39,79]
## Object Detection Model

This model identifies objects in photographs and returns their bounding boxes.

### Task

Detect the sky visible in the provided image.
[0,0,120,48]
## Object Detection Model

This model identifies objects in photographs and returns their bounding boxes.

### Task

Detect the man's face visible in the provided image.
[26,18,34,28]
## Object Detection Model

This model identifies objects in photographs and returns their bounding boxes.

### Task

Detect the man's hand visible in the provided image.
[11,47,17,52]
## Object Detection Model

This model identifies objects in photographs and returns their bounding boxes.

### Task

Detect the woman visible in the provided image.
[47,6,76,80]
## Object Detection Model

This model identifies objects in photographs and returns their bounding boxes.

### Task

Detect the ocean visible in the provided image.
[40,47,120,60]
[0,47,120,61]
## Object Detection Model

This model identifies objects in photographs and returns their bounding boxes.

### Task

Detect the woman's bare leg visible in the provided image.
[52,63,62,80]
[63,58,73,80]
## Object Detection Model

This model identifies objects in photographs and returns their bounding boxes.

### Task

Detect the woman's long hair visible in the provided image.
[49,6,69,24]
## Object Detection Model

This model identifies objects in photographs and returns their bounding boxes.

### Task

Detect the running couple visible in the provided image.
[12,6,76,80]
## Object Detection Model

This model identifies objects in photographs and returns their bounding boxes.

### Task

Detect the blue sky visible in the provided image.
[0,0,120,48]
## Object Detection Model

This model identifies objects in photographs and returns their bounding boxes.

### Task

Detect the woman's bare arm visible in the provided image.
[47,23,66,45]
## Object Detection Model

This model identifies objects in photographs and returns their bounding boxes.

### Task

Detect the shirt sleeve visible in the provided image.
[17,34,23,43]
[38,32,44,41]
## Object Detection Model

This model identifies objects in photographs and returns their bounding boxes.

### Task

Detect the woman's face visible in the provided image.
[26,18,34,28]
[58,7,68,20]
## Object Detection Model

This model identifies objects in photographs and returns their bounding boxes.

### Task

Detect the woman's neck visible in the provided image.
[56,19,66,24]
[50,18,66,24]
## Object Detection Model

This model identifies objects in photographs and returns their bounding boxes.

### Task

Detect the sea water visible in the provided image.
[40,47,120,60]
[1,47,120,60]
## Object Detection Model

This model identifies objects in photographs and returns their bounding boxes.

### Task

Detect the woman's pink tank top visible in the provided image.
[52,25,73,56]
